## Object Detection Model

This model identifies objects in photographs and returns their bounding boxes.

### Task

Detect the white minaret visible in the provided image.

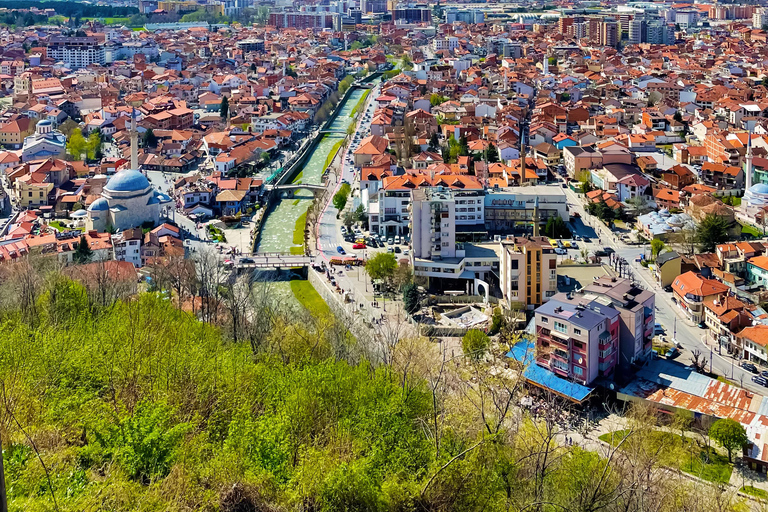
[130,108,139,171]
[543,53,549,75]
[746,130,754,192]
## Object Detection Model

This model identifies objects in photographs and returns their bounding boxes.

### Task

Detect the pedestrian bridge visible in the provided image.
[234,253,314,269]
[319,129,348,134]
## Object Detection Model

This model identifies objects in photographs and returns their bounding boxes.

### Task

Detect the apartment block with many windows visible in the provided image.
[535,294,621,385]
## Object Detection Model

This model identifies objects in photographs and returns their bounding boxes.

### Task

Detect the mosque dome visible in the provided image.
[88,198,109,211]
[71,209,88,218]
[750,183,768,195]
[105,170,150,193]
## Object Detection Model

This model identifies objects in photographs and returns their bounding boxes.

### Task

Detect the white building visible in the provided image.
[86,170,171,232]
[21,120,66,162]
[47,37,106,69]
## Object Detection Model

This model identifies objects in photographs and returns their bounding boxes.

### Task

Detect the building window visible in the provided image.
[554,321,567,333]
[574,328,581,335]
[573,365,583,376]
[541,316,548,323]
[511,260,518,269]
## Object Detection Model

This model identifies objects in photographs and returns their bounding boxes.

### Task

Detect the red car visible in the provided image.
[353,243,366,249]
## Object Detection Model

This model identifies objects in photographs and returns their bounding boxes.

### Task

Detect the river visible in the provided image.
[256,87,368,253]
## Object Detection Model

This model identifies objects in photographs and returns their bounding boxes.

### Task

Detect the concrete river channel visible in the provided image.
[256,87,369,253]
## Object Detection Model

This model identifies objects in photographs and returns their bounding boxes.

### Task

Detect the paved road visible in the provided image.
[317,84,380,262]
[562,182,765,393]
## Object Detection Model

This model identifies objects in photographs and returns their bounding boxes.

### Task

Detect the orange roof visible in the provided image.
[672,271,729,298]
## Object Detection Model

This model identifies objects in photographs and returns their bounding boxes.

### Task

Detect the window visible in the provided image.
[554,321,567,333]
[541,316,548,323]
[574,328,581,335]
[573,366,583,376]
[573,340,584,349]
[511,260,518,269]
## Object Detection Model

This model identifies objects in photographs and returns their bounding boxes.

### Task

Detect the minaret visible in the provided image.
[130,108,139,170]
[746,130,754,192]
[543,53,549,75]
[532,196,540,237]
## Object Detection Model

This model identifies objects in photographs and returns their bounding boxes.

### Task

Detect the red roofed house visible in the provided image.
[672,271,730,323]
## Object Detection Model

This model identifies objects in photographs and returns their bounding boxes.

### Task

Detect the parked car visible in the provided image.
[753,375,768,387]
[741,362,758,374]
[336,246,346,255]
[604,247,615,254]
[665,347,679,359]
[387,246,394,253]
[555,248,567,255]
[394,246,401,253]
[387,237,394,245]
[340,226,347,234]
[570,242,579,249]
[240,257,254,264]
[760,370,768,379]
[394,235,401,244]
[593,249,608,257]
[353,243,366,249]
[663,285,672,293]
[654,323,665,335]
[582,236,591,243]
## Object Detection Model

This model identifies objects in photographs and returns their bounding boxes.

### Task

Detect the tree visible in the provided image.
[430,94,448,107]
[220,96,229,120]
[365,252,397,287]
[650,239,666,259]
[402,282,419,315]
[486,144,499,163]
[428,133,440,153]
[73,235,93,264]
[342,210,355,230]
[59,118,80,139]
[462,329,490,361]
[142,128,158,148]
[696,214,729,252]
[86,131,102,160]
[673,111,683,123]
[332,191,347,216]
[545,216,569,239]
[66,129,87,160]
[261,152,271,165]
[709,418,749,462]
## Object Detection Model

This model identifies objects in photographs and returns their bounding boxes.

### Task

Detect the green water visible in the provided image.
[256,87,368,253]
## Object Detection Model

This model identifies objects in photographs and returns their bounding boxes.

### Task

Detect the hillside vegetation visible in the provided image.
[0,259,753,511]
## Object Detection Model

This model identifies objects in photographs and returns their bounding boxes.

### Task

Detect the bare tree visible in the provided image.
[190,248,227,324]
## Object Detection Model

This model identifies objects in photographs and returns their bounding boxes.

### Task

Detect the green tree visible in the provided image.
[430,93,448,107]
[486,144,499,163]
[428,133,440,152]
[402,282,420,315]
[220,95,229,120]
[261,152,271,165]
[67,129,87,160]
[673,111,683,123]
[709,418,749,462]
[86,131,102,160]
[73,234,93,264]
[651,239,666,259]
[462,329,490,360]
[696,214,729,252]
[459,136,469,157]
[365,252,397,285]
[545,216,570,239]
[342,210,355,230]
[142,127,157,148]
[332,191,347,215]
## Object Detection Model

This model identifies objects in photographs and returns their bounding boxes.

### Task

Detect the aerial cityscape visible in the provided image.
[4,0,768,509]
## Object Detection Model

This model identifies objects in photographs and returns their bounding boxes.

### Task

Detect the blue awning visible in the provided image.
[507,341,595,403]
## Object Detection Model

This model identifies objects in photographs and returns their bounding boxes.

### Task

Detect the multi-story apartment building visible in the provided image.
[370,176,483,237]
[671,271,730,323]
[409,188,496,296]
[601,20,618,47]
[47,37,105,69]
[268,11,339,29]
[499,236,558,309]
[535,294,621,385]
[393,8,431,23]
[581,276,655,368]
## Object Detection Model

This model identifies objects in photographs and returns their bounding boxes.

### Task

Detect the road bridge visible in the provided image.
[268,183,327,198]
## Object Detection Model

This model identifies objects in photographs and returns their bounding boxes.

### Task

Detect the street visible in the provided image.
[561,182,766,393]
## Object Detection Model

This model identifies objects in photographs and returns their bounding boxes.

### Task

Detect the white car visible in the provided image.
[394,235,401,244]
